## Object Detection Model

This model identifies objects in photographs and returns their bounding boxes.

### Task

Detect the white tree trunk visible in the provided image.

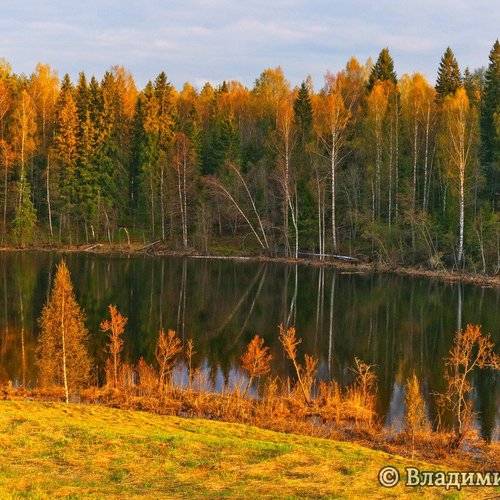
[331,138,337,251]
[47,153,53,238]
[160,163,165,241]
[458,165,465,265]
[423,104,431,212]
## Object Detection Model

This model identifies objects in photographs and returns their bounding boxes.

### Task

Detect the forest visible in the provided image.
[0,42,498,272]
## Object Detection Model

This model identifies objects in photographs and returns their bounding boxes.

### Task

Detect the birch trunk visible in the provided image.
[331,138,337,251]
[47,153,53,238]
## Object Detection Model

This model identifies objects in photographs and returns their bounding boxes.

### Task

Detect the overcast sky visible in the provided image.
[0,0,498,90]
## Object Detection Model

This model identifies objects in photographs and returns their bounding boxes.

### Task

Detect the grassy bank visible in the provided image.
[0,401,496,498]
[1,242,499,287]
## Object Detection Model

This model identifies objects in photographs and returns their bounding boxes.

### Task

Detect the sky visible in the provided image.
[0,0,498,91]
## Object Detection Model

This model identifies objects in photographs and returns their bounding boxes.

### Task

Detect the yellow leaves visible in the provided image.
[13,89,37,160]
[399,72,434,118]
[440,86,478,182]
[366,80,389,120]
[278,324,301,362]
[276,97,294,135]
[0,79,11,122]
[442,86,470,116]
[254,66,291,120]
[155,329,183,393]
[111,65,138,120]
[55,90,78,164]
[29,64,59,125]
[314,70,353,142]
[37,261,92,391]
[240,335,272,379]
[100,305,127,355]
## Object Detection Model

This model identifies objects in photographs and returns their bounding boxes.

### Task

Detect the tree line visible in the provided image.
[0,42,498,271]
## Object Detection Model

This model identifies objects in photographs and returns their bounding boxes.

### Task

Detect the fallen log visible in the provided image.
[83,244,103,252]
[139,240,162,251]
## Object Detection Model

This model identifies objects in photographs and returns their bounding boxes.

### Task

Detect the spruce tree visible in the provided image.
[367,47,397,91]
[435,47,461,100]
[75,72,89,130]
[12,179,37,246]
[481,39,499,165]
[54,75,79,236]
[294,81,313,147]
[36,260,92,402]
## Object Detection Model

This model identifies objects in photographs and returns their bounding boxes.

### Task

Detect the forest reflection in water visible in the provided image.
[0,251,498,439]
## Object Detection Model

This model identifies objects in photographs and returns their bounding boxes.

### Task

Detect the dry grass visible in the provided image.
[2,380,497,473]
[1,400,496,499]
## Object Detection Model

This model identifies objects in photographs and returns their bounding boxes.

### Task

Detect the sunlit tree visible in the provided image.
[36,261,92,402]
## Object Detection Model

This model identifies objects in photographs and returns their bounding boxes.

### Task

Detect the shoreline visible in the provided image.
[2,387,497,472]
[1,243,499,287]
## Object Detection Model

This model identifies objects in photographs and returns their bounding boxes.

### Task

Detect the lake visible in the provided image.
[0,251,498,439]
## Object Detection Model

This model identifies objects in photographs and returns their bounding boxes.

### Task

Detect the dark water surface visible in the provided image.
[0,252,498,439]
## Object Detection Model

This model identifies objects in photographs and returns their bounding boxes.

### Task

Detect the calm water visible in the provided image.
[0,252,498,439]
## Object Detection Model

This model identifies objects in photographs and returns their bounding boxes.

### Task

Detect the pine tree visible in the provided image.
[435,47,462,100]
[481,39,499,165]
[135,81,160,235]
[367,48,397,91]
[54,75,79,230]
[294,81,313,147]
[36,260,92,402]
[98,71,125,216]
[154,71,176,240]
[12,178,36,246]
[75,72,89,136]
[462,67,483,107]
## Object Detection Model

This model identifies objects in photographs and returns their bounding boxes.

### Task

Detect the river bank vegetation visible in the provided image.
[2,261,498,471]
[0,42,498,273]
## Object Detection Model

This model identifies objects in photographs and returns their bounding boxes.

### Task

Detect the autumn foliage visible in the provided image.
[0,42,498,273]
[100,305,128,388]
[36,261,92,402]
[31,280,499,466]
[436,324,499,450]
[155,329,183,394]
[240,335,272,396]
[405,373,429,458]
[279,324,318,403]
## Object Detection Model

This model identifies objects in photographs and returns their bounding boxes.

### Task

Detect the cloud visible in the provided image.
[0,0,497,89]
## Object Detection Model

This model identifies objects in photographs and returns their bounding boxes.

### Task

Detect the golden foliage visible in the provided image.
[36,261,92,401]
[405,373,429,458]
[185,338,197,390]
[436,324,498,450]
[279,324,318,403]
[240,335,272,397]
[155,329,182,394]
[100,304,128,388]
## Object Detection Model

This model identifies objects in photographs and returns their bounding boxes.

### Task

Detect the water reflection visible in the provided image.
[0,252,498,439]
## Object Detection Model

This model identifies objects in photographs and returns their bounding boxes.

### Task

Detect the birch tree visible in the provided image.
[315,71,356,251]
[172,132,196,248]
[275,97,299,258]
[12,90,36,209]
[440,88,478,266]
[365,81,389,222]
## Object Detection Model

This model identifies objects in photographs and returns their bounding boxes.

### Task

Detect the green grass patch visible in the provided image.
[0,401,494,498]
